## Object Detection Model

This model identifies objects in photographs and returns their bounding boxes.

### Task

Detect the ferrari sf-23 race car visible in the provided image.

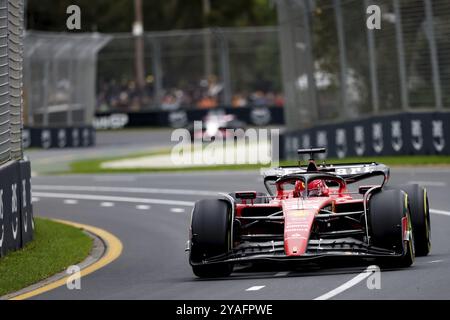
[186,148,431,278]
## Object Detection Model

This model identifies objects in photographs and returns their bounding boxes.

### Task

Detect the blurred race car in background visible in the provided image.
[188,109,246,141]
[187,148,431,278]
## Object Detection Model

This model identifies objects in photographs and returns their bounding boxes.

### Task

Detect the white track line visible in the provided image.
[32,197,40,203]
[315,207,450,300]
[100,202,115,207]
[63,199,78,205]
[93,176,136,182]
[314,265,378,300]
[170,208,185,213]
[408,181,447,187]
[430,209,450,216]
[136,205,151,210]
[246,286,265,291]
[32,192,195,207]
[428,260,444,264]
[33,185,221,197]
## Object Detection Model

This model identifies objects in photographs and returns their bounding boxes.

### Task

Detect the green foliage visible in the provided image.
[26,0,277,32]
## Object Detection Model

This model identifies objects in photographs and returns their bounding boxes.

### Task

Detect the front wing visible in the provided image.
[188,237,404,266]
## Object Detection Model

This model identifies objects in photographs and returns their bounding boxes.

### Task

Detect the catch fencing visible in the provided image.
[24,31,110,128]
[276,0,450,130]
[0,0,33,257]
[23,31,110,148]
[277,0,450,158]
[96,27,282,112]
[0,0,23,165]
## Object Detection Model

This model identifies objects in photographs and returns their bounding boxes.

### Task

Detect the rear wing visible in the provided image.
[263,162,390,185]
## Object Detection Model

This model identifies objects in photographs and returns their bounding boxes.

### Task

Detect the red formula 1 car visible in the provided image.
[187,148,431,278]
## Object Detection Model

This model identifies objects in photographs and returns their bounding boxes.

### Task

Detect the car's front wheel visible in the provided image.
[394,184,430,256]
[369,189,415,268]
[189,199,233,278]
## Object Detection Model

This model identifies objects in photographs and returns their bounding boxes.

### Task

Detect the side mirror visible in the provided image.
[358,185,376,195]
[235,191,257,200]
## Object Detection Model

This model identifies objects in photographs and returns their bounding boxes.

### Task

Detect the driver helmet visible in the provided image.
[307,179,329,197]
[294,179,330,197]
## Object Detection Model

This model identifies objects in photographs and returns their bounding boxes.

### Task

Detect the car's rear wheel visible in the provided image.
[389,184,431,256]
[189,199,233,278]
[369,189,415,268]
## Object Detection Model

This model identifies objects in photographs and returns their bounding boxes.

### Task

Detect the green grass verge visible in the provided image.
[0,217,92,297]
[64,152,450,175]
[44,148,171,175]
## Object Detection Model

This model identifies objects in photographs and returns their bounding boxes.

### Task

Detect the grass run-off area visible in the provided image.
[65,151,450,175]
[0,217,92,297]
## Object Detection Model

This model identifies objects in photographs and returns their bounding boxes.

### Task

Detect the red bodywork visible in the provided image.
[233,177,365,257]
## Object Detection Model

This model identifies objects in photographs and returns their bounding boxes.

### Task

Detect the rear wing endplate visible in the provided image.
[263,162,390,185]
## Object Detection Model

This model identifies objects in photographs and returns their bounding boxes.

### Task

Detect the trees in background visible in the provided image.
[26,0,277,32]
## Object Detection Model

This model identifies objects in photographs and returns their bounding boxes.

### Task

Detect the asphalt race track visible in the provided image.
[30,167,450,300]
[27,130,175,174]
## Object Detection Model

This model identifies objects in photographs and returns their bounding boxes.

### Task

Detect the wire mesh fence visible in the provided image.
[23,31,110,128]
[8,0,23,160]
[276,0,450,130]
[0,0,35,255]
[96,27,283,113]
[0,0,24,166]
[0,1,10,164]
[23,1,450,133]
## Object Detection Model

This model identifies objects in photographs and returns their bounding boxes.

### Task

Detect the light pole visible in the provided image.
[133,0,146,92]
[203,0,213,79]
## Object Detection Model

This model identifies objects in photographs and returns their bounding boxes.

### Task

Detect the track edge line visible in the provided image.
[7,218,123,300]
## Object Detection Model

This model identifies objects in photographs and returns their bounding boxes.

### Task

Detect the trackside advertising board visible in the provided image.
[0,160,33,257]
[283,112,450,159]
